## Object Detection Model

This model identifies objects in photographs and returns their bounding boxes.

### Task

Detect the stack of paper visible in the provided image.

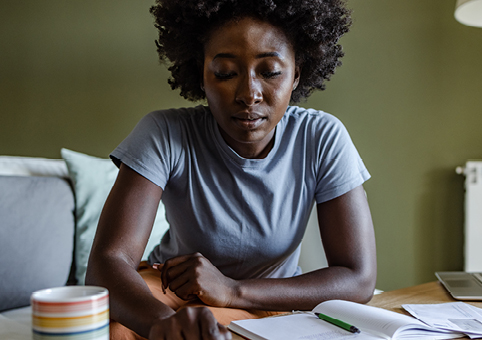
[403,302,482,339]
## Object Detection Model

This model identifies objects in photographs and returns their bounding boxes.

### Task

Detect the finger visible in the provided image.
[161,253,205,293]
[160,254,195,291]
[161,263,186,294]
[201,324,221,340]
[198,309,224,340]
[160,263,169,294]
[160,259,188,294]
[169,275,202,301]
[149,317,184,340]
[166,269,190,292]
[174,308,204,339]
[150,263,167,295]
[151,263,167,294]
[218,324,233,340]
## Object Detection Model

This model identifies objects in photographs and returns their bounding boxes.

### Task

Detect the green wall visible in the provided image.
[1,0,481,291]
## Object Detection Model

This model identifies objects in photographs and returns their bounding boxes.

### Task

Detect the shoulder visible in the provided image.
[284,105,343,125]
[282,105,348,139]
[143,105,210,126]
[114,105,211,158]
[133,106,212,141]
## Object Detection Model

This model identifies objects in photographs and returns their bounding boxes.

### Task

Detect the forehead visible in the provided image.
[204,17,294,59]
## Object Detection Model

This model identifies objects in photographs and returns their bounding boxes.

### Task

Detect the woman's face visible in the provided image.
[203,17,300,159]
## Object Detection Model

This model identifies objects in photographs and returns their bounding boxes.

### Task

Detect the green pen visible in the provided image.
[314,312,361,334]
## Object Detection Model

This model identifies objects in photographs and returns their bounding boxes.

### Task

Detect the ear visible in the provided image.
[292,66,301,91]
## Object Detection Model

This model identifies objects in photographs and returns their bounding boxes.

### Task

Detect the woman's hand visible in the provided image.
[148,306,232,340]
[156,253,238,307]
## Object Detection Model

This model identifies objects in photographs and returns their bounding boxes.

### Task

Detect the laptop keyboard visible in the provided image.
[473,273,482,283]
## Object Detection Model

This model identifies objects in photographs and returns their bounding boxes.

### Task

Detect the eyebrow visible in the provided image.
[212,51,283,60]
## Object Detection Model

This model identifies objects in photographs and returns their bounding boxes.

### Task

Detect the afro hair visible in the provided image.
[150,0,352,102]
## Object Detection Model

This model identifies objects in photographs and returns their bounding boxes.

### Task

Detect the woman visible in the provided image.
[86,1,377,339]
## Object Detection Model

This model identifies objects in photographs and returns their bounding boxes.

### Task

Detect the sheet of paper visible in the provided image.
[403,302,482,338]
[229,313,385,340]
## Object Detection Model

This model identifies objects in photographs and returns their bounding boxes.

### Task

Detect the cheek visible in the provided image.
[205,80,235,104]
[268,71,296,100]
[269,81,293,106]
[205,86,227,109]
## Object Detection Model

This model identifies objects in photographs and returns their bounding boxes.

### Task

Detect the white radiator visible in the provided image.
[457,161,482,272]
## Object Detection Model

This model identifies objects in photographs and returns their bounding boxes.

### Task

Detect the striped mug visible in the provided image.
[31,286,109,340]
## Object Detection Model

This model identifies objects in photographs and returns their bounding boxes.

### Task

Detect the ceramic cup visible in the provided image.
[31,286,109,340]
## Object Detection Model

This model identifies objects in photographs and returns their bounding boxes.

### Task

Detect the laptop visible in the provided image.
[436,271,482,300]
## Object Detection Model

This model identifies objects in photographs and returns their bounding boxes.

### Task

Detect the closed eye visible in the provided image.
[214,72,236,80]
[261,71,282,79]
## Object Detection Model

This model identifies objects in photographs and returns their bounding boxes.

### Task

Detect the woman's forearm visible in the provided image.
[228,264,376,312]
[85,164,174,337]
[85,254,175,338]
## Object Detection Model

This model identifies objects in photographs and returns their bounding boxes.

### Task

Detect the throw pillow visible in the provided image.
[61,148,169,285]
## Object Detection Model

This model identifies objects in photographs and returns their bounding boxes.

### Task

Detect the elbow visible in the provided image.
[84,247,138,287]
[84,255,100,287]
[357,285,375,304]
[84,267,96,287]
[353,265,377,304]
[84,246,111,287]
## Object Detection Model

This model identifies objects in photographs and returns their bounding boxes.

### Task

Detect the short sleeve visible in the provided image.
[110,111,180,189]
[313,115,370,203]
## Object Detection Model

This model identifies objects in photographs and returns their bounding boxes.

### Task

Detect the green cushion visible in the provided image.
[61,148,169,284]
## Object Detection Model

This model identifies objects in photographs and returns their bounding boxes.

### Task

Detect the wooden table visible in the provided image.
[368,281,482,314]
[230,281,482,339]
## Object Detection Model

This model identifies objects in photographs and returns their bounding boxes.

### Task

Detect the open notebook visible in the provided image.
[228,299,463,339]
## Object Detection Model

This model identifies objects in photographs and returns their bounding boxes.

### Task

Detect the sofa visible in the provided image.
[0,149,170,340]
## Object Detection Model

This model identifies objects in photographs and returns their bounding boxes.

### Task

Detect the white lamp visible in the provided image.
[455,0,482,27]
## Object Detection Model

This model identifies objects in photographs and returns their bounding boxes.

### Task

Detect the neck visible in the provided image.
[219,128,276,159]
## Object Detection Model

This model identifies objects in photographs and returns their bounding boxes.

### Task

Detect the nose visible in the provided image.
[235,74,263,106]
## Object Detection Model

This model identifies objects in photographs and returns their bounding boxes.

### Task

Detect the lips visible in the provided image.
[232,112,265,129]
[233,111,263,120]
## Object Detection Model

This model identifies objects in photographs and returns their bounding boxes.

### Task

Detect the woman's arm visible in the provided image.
[85,164,171,334]
[85,164,230,339]
[160,185,377,311]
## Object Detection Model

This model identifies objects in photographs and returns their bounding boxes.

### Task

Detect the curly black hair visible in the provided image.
[150,0,351,103]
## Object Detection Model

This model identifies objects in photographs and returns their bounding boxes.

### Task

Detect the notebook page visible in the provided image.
[228,313,384,340]
[313,300,444,339]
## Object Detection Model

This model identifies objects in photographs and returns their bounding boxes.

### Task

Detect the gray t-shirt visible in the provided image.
[111,105,370,280]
